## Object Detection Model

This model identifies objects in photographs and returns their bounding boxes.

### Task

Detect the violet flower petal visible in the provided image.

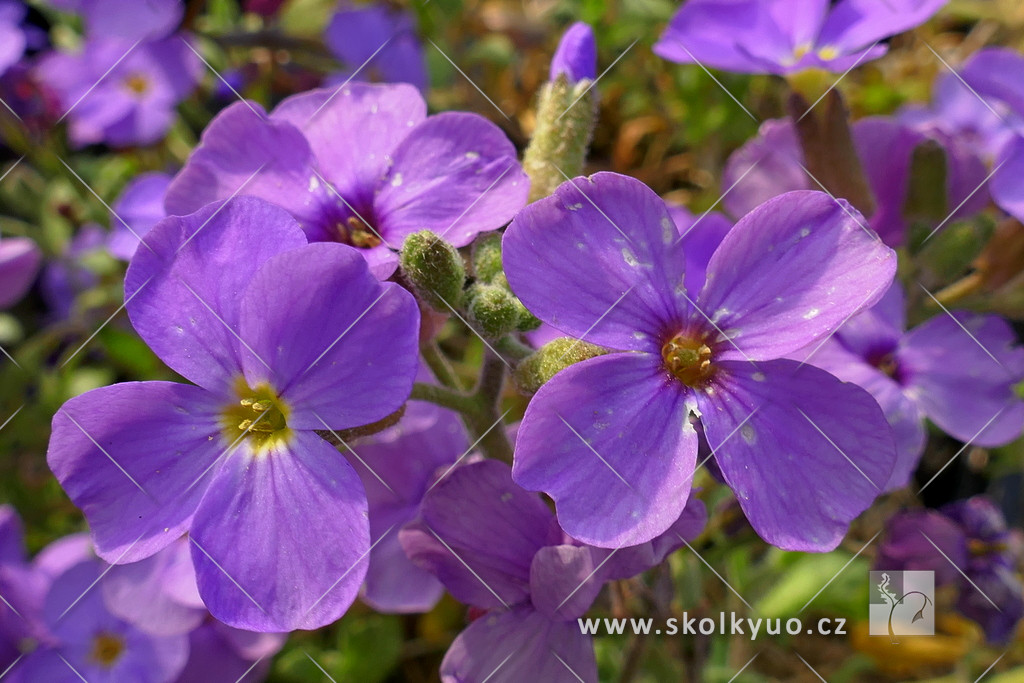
[697,360,896,551]
[503,172,689,351]
[126,197,307,393]
[513,353,699,548]
[237,243,419,431]
[190,431,369,631]
[698,191,896,361]
[47,382,224,564]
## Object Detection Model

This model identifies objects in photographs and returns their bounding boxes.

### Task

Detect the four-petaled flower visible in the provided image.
[46,196,421,631]
[165,82,529,279]
[504,173,898,551]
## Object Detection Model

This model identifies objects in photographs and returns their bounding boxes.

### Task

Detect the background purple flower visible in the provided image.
[723,116,988,246]
[504,173,897,551]
[654,0,948,75]
[107,171,172,260]
[345,390,468,613]
[0,235,41,308]
[46,196,421,631]
[958,48,1024,224]
[876,497,1024,643]
[165,82,528,278]
[324,2,428,92]
[36,37,201,148]
[400,460,707,682]
[0,0,29,77]
[75,0,183,43]
[793,282,1024,490]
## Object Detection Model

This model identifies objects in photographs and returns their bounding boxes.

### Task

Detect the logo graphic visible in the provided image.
[869,570,934,641]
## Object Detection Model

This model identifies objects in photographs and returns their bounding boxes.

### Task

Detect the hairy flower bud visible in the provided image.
[400,230,466,311]
[514,337,608,394]
[523,23,599,203]
[466,283,520,339]
[471,232,504,284]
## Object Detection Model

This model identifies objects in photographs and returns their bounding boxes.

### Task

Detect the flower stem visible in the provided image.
[420,341,463,390]
[409,382,480,415]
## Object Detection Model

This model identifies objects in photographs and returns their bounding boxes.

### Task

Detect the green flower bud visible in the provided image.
[513,299,541,331]
[471,232,505,284]
[399,230,466,311]
[466,283,520,339]
[514,336,608,394]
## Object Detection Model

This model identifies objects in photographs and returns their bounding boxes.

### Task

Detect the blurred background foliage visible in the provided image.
[2,0,1024,680]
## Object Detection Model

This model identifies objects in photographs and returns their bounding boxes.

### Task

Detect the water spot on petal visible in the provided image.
[800,227,811,237]
[390,173,403,187]
[752,372,766,382]
[662,217,676,244]
[465,151,480,160]
[741,424,756,445]
[803,308,821,320]
[621,248,638,267]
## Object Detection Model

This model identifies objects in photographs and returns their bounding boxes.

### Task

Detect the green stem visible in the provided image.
[468,351,514,463]
[409,382,480,415]
[494,335,534,361]
[420,341,463,390]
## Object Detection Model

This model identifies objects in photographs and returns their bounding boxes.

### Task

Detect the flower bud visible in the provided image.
[549,22,597,83]
[466,283,520,339]
[514,337,608,394]
[399,230,466,311]
[471,232,504,284]
[522,23,599,202]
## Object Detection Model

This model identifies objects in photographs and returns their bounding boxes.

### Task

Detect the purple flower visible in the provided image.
[165,82,528,279]
[899,71,1022,162]
[323,2,428,92]
[527,205,732,349]
[793,282,1024,490]
[36,36,201,148]
[876,497,1024,643]
[346,394,468,613]
[959,48,1024,223]
[107,172,172,261]
[45,196,421,631]
[400,460,706,682]
[0,0,29,77]
[12,559,190,683]
[75,0,183,42]
[0,235,41,308]
[172,620,282,683]
[723,116,988,246]
[550,22,597,83]
[503,173,898,551]
[100,538,285,678]
[1,515,191,683]
[654,0,948,75]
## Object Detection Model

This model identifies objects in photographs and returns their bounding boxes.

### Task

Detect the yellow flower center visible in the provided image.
[221,379,291,450]
[89,632,125,668]
[662,333,715,387]
[336,216,382,249]
[123,73,150,95]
